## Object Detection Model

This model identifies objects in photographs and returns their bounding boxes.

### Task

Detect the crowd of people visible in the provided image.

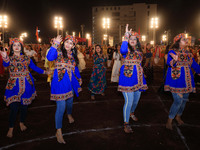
[1,24,200,143]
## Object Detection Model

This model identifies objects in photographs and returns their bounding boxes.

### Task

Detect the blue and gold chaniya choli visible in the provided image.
[164,49,200,93]
[3,54,44,106]
[118,41,148,92]
[47,45,82,101]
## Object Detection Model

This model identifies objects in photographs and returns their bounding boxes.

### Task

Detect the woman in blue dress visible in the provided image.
[47,35,82,144]
[165,33,200,130]
[118,24,148,133]
[0,38,49,138]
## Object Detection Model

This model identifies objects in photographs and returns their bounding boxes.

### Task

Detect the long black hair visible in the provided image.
[9,43,25,57]
[165,45,170,54]
[60,40,79,65]
[128,38,142,52]
[170,39,181,50]
[28,45,33,50]
[114,44,120,54]
[146,43,150,50]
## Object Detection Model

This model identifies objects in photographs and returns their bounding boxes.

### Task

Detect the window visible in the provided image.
[113,18,120,20]
[133,11,136,17]
[112,12,120,17]
[147,11,150,16]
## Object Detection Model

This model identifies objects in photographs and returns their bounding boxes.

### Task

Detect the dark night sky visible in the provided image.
[0,0,200,43]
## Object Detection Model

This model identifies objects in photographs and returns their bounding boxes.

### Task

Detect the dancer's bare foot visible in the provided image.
[91,95,95,100]
[67,114,74,124]
[7,128,13,138]
[166,118,173,130]
[56,129,66,144]
[19,122,27,131]
[175,115,184,125]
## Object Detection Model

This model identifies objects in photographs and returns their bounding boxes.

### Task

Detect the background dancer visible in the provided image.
[88,44,107,100]
[111,44,121,83]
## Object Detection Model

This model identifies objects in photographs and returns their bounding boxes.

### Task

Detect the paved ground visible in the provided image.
[0,58,200,150]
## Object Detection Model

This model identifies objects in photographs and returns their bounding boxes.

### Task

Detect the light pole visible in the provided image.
[142,35,146,43]
[164,30,169,45]
[102,18,110,45]
[150,17,158,46]
[72,32,76,37]
[86,33,90,47]
[81,24,85,38]
[38,38,41,43]
[162,34,167,45]
[20,32,28,43]
[54,16,63,36]
[103,34,108,45]
[150,40,154,46]
[185,33,188,39]
[86,33,90,39]
[0,15,8,46]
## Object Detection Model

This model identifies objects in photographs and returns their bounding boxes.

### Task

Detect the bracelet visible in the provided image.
[52,42,59,49]
[125,32,131,35]
[124,36,129,41]
[124,32,130,41]
[54,40,60,44]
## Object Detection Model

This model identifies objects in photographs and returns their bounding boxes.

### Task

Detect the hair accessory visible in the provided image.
[64,35,78,45]
[130,31,140,39]
[173,33,186,43]
[9,38,23,46]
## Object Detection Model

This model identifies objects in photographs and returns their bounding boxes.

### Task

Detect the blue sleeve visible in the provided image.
[120,41,128,56]
[167,50,177,67]
[3,60,10,67]
[191,58,200,74]
[47,46,58,61]
[75,66,81,79]
[29,59,44,74]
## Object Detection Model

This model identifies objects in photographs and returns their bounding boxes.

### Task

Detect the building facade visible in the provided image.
[92,3,157,45]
